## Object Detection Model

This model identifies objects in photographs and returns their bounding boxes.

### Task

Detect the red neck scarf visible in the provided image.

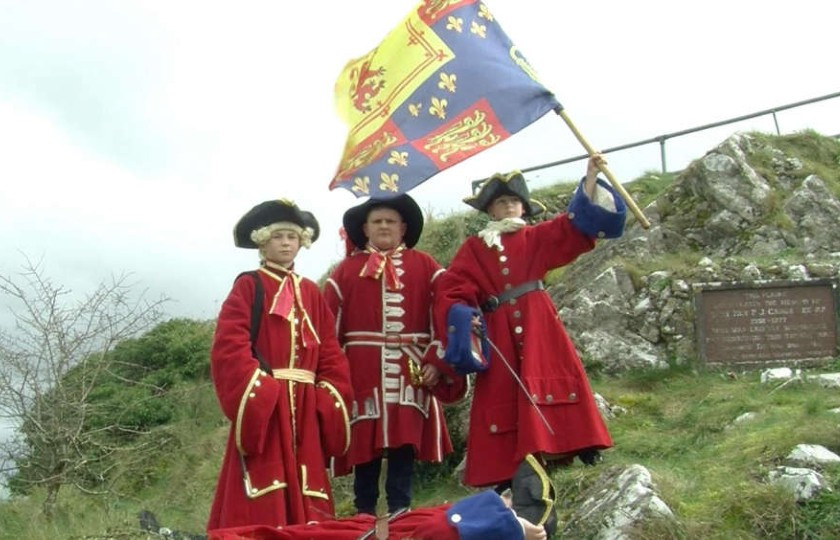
[260,263,320,349]
[359,244,405,291]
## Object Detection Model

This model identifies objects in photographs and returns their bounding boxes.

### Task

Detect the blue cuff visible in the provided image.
[447,490,524,540]
[444,304,489,375]
[567,178,627,238]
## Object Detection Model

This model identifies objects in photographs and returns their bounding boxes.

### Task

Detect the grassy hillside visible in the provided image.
[2,362,840,539]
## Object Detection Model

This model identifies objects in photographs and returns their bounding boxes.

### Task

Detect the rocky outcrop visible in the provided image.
[561,464,675,539]
[552,132,840,372]
[767,443,839,503]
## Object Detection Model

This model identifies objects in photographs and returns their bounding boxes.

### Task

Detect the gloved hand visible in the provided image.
[444,304,489,375]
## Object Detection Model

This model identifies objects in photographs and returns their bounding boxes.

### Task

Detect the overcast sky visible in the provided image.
[1,0,838,325]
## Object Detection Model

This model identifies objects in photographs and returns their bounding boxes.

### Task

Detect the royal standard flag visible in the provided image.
[329,0,561,198]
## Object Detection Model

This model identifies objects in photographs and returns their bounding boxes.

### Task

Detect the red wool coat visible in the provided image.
[324,247,455,473]
[208,490,521,540]
[207,265,353,531]
[208,506,453,540]
[435,214,613,487]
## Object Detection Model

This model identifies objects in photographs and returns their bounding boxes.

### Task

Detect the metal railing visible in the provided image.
[522,90,840,178]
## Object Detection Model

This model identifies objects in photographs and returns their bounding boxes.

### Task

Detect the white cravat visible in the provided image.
[478,217,526,251]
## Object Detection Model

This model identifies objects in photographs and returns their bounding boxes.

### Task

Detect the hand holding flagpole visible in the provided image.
[555,107,651,229]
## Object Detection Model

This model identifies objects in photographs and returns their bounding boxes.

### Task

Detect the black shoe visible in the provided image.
[578,448,602,466]
[138,510,160,532]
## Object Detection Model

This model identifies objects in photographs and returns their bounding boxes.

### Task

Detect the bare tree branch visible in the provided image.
[0,258,168,516]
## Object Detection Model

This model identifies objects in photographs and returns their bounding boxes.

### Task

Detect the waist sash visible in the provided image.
[272,368,315,384]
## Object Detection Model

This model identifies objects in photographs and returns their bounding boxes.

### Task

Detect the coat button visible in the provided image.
[249,392,256,398]
[504,283,512,290]
[499,255,508,262]
[514,326,523,334]
[448,325,456,333]
[546,394,554,403]
[509,298,517,305]
[490,424,498,433]
[514,310,521,318]
[568,392,577,400]
[568,211,575,220]
[501,268,510,275]
[254,380,262,387]
[597,231,606,238]
[272,480,280,486]
[450,513,462,524]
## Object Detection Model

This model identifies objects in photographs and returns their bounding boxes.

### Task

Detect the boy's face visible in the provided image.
[488,195,524,220]
[362,207,406,250]
[262,229,301,267]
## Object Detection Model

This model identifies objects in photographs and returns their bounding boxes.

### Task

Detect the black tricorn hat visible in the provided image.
[299,211,320,242]
[343,194,423,249]
[233,199,320,249]
[463,170,546,217]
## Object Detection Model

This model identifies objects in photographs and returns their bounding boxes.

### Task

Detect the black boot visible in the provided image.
[385,445,414,513]
[354,457,383,515]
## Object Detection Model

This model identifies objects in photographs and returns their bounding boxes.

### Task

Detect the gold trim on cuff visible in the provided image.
[235,368,264,454]
[242,458,287,499]
[300,465,330,500]
[317,380,351,455]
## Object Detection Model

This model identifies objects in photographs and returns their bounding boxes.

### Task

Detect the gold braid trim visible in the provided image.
[300,465,330,500]
[235,368,263,455]
[272,368,316,383]
[317,380,352,455]
[524,453,555,526]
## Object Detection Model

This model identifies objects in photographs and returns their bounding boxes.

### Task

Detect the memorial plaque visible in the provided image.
[695,279,839,367]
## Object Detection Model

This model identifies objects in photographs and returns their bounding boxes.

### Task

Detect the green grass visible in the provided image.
[582,367,840,539]
[4,366,840,539]
[748,130,840,192]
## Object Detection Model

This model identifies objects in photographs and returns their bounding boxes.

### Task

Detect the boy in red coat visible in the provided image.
[435,154,626,535]
[207,199,353,531]
[324,194,461,516]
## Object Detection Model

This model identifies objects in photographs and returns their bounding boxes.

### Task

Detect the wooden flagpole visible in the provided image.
[555,107,651,229]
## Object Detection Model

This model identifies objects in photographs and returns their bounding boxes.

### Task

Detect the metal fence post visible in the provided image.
[659,137,667,173]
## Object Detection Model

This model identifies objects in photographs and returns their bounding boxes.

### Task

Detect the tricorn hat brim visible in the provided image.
[463,170,545,217]
[299,210,321,243]
[234,200,319,249]
[343,194,424,249]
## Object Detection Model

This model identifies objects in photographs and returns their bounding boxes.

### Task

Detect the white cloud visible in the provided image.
[1,0,838,323]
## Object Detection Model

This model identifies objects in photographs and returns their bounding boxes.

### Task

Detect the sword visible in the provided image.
[477,329,555,435]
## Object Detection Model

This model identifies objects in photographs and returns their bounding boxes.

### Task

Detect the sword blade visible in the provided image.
[482,333,555,435]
